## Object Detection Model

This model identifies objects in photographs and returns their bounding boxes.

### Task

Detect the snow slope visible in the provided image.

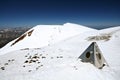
[0,23,120,80]
[0,23,96,55]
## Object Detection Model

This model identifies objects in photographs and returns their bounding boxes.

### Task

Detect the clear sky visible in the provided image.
[0,0,120,29]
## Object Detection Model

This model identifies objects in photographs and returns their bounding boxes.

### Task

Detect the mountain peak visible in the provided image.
[63,22,81,26]
[0,23,96,55]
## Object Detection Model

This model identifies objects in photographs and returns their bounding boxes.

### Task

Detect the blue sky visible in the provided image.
[0,0,120,29]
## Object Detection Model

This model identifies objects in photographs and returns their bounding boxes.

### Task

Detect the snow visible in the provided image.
[0,23,96,55]
[0,23,120,80]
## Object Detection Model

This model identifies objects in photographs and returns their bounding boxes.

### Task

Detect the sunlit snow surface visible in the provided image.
[0,23,120,80]
[0,23,96,55]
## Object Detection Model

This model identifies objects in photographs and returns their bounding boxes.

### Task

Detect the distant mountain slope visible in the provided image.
[0,25,120,80]
[85,26,120,42]
[0,23,96,55]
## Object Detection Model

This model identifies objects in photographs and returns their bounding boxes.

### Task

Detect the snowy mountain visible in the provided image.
[0,23,96,55]
[0,23,120,80]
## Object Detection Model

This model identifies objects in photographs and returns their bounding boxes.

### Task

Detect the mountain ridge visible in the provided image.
[0,23,96,55]
[0,23,120,80]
